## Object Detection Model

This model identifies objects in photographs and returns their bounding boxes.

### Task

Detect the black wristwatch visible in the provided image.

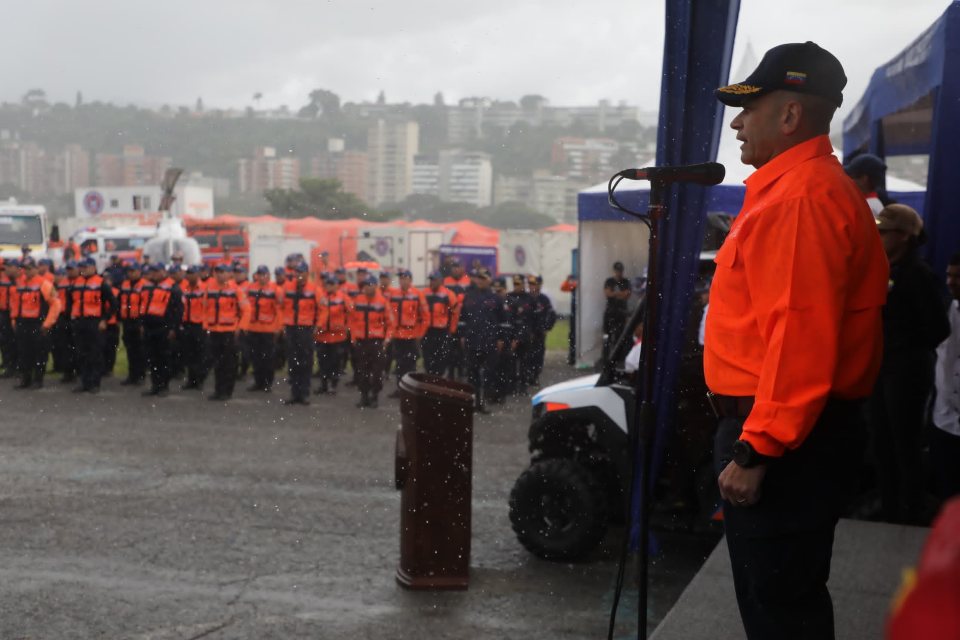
[732,440,768,468]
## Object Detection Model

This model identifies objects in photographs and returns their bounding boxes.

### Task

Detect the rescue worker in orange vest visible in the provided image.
[118,262,147,386]
[70,257,117,393]
[315,274,349,395]
[348,274,396,409]
[281,262,319,405]
[139,263,183,397]
[443,258,471,379]
[233,263,253,381]
[335,267,357,380]
[246,265,283,393]
[179,265,208,391]
[37,258,55,282]
[387,269,428,397]
[10,257,61,389]
[53,260,80,383]
[203,263,250,401]
[422,271,460,376]
[379,271,397,376]
[273,266,288,370]
[0,258,21,378]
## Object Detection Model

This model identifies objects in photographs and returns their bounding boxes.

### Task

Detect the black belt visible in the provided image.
[707,393,755,419]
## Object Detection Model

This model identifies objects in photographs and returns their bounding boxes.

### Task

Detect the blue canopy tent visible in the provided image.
[843,0,960,275]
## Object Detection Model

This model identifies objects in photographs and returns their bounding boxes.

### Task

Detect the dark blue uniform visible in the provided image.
[524,292,556,387]
[504,290,534,394]
[459,286,502,411]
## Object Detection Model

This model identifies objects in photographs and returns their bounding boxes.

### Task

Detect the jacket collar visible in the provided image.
[743,134,835,193]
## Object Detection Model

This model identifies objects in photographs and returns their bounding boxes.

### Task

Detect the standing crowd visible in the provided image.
[0,252,555,412]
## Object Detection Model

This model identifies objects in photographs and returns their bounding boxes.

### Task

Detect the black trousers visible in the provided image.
[715,399,865,640]
[316,341,346,384]
[354,339,385,395]
[143,321,172,392]
[522,332,546,385]
[392,338,418,382]
[868,353,934,524]
[284,326,314,400]
[929,424,960,501]
[73,318,104,390]
[122,320,146,382]
[490,346,514,400]
[0,310,17,374]
[421,329,450,376]
[465,341,497,402]
[602,309,626,362]
[237,330,250,377]
[15,319,48,385]
[103,324,120,375]
[208,331,238,397]
[447,334,465,380]
[180,322,207,387]
[248,331,276,390]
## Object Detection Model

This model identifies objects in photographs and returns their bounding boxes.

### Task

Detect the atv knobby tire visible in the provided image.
[509,458,609,561]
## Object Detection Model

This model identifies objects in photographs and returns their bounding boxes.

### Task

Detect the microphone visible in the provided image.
[617,162,725,186]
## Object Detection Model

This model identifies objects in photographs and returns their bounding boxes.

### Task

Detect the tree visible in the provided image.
[253,92,263,108]
[384,194,477,222]
[263,178,376,220]
[477,201,556,229]
[309,89,340,118]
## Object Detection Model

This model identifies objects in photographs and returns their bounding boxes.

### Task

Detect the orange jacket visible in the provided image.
[11,275,61,329]
[423,285,460,333]
[70,274,114,319]
[316,290,349,343]
[119,278,146,320]
[0,274,13,311]
[181,280,207,325]
[281,281,320,327]
[704,135,889,457]
[443,274,471,300]
[203,280,250,332]
[140,277,178,318]
[389,286,429,339]
[246,281,283,333]
[348,291,396,341]
[340,280,360,300]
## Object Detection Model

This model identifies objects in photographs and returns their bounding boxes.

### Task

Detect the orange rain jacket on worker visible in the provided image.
[140,277,178,318]
[389,286,429,339]
[181,280,206,325]
[281,280,320,327]
[704,135,889,458]
[348,291,396,341]
[202,280,250,332]
[316,289,350,344]
[11,275,61,329]
[246,281,284,333]
[423,285,460,333]
[0,273,15,312]
[70,274,114,319]
[118,278,146,320]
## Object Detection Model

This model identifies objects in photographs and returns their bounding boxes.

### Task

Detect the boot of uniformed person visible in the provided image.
[281,263,319,405]
[387,270,427,398]
[504,274,534,395]
[203,263,250,401]
[422,271,459,377]
[233,263,252,381]
[0,259,20,378]
[10,257,61,389]
[101,278,121,378]
[179,265,208,390]
[459,268,501,413]
[348,275,395,408]
[523,275,556,387]
[315,275,349,395]
[70,257,117,393]
[246,265,283,392]
[118,263,147,385]
[443,259,471,380]
[139,263,183,397]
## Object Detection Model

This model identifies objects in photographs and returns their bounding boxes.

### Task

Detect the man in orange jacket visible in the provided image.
[140,263,183,397]
[706,42,889,638]
[422,271,460,376]
[70,257,117,393]
[246,265,283,393]
[203,263,250,401]
[281,262,319,405]
[348,274,396,408]
[387,269,428,397]
[315,274,349,395]
[0,258,20,378]
[179,265,208,391]
[10,257,61,389]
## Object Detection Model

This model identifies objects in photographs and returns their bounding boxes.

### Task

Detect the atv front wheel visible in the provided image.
[509,458,608,561]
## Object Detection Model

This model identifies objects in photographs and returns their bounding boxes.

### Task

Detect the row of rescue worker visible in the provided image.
[0,255,556,411]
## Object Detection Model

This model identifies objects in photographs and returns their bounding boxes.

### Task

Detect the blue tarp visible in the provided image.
[843,0,960,275]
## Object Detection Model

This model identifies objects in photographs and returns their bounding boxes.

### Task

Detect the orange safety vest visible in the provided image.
[107,286,119,325]
[443,274,471,298]
[71,274,106,319]
[203,280,249,332]
[12,276,61,328]
[389,286,428,340]
[316,290,349,343]
[0,274,13,311]
[119,278,145,320]
[282,281,320,327]
[424,286,460,333]
[341,281,360,299]
[348,292,395,341]
[141,278,175,318]
[181,281,206,325]
[246,281,283,333]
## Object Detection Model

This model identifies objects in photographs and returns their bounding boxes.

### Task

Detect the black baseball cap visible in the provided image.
[716,41,846,108]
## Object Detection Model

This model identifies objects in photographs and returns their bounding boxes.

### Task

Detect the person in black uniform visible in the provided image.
[51,262,76,381]
[460,268,502,413]
[118,262,147,386]
[71,257,117,394]
[602,261,631,362]
[504,274,534,395]
[488,276,513,403]
[140,263,184,397]
[524,275,556,387]
[0,259,20,378]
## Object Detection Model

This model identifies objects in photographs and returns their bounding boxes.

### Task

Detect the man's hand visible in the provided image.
[168,330,176,341]
[718,461,767,507]
[98,320,107,331]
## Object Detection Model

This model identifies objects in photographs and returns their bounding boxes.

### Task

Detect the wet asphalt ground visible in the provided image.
[0,352,718,639]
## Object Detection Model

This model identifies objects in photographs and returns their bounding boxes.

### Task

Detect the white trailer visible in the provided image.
[249,235,316,273]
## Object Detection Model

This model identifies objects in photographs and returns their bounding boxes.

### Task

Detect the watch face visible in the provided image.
[732,440,751,467]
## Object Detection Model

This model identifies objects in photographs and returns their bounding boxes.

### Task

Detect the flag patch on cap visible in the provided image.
[785,71,807,85]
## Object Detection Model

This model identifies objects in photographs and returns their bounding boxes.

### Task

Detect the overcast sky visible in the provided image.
[2,0,951,123]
